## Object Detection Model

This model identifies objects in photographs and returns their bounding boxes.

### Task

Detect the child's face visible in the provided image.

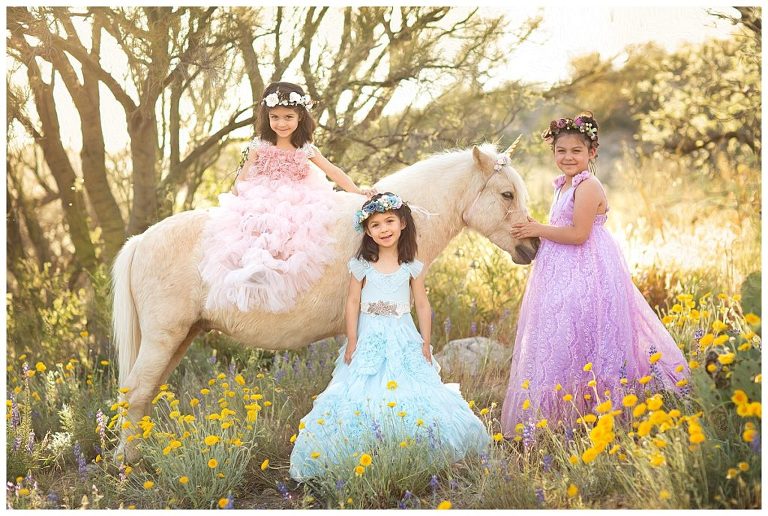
[554,134,596,177]
[268,106,300,140]
[365,211,405,249]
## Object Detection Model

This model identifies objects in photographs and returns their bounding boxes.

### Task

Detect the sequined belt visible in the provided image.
[361,301,411,317]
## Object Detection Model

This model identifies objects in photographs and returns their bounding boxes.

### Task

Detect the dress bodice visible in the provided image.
[243,138,319,182]
[549,170,608,227]
[348,258,423,317]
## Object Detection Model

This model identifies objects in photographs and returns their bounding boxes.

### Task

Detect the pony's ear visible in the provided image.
[472,146,496,176]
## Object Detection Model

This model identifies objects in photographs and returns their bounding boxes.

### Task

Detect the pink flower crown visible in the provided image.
[542,115,599,149]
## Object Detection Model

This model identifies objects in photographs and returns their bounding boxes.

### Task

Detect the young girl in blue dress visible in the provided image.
[289,193,489,481]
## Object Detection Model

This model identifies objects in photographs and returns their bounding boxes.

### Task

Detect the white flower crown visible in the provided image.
[262,90,314,110]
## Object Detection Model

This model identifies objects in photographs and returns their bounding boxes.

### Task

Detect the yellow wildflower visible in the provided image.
[261,459,269,471]
[35,362,47,372]
[647,396,663,411]
[568,455,579,465]
[713,335,729,346]
[712,320,728,333]
[204,435,220,446]
[179,476,189,484]
[638,375,652,385]
[738,462,750,472]
[493,433,504,442]
[699,334,714,347]
[567,484,579,497]
[649,352,662,364]
[387,380,398,390]
[387,401,396,408]
[354,465,365,476]
[359,453,372,467]
[437,500,452,510]
[555,383,562,391]
[581,447,599,463]
[744,313,761,326]
[416,419,424,427]
[649,453,665,467]
[731,390,748,406]
[290,434,297,443]
[622,394,638,407]
[479,408,489,415]
[587,379,597,388]
[143,480,154,489]
[563,394,574,402]
[208,459,218,468]
[583,363,593,372]
[718,353,735,365]
[726,468,739,480]
[595,400,612,413]
[660,490,671,500]
[522,399,531,410]
[536,419,548,428]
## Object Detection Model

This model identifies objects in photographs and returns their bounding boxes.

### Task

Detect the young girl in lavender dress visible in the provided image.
[199,81,373,313]
[501,113,689,433]
[290,193,489,481]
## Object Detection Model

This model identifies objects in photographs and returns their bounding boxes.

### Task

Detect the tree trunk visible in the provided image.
[23,56,97,272]
[126,108,160,235]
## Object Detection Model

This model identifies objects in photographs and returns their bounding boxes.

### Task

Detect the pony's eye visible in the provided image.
[501,191,514,200]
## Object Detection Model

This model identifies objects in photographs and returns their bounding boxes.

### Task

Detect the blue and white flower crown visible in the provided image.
[353,193,404,233]
[262,90,314,110]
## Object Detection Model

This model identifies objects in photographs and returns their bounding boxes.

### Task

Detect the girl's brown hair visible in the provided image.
[356,193,418,264]
[256,82,316,148]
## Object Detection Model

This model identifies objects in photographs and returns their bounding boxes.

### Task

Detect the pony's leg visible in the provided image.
[116,329,190,463]
[158,325,201,387]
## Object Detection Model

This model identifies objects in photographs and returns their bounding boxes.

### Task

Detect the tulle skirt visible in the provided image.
[289,313,490,481]
[199,171,336,313]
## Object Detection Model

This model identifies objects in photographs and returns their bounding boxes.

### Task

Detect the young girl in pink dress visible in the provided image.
[501,113,688,433]
[199,82,373,313]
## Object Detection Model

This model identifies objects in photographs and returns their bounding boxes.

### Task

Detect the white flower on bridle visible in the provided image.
[262,90,314,110]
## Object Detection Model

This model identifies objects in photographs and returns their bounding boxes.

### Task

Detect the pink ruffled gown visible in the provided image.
[501,170,689,433]
[199,138,336,313]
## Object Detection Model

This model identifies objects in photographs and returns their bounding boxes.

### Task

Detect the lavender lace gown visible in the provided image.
[501,171,688,433]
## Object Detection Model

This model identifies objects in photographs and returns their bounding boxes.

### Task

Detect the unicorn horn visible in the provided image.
[503,134,523,157]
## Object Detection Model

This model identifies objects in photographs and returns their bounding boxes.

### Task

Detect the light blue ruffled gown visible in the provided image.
[289,257,490,481]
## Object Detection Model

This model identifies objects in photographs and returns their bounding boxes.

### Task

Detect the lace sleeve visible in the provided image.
[348,257,368,281]
[302,143,320,159]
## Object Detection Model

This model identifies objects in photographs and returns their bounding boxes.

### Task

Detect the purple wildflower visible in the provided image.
[96,409,107,448]
[750,432,761,454]
[535,487,545,505]
[223,493,234,509]
[13,436,21,452]
[694,329,705,340]
[276,481,290,500]
[501,308,511,320]
[208,353,217,365]
[371,419,383,441]
[429,475,439,493]
[73,441,87,478]
[47,491,60,507]
[274,369,286,383]
[522,422,535,448]
[564,427,574,443]
[542,454,553,472]
[11,397,20,429]
[335,479,345,491]
[27,430,35,453]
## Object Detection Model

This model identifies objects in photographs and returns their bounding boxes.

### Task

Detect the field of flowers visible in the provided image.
[6,227,762,509]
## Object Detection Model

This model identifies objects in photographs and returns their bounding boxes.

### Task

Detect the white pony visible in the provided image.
[112,145,539,460]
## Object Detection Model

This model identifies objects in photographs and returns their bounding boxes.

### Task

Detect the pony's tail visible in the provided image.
[112,235,143,390]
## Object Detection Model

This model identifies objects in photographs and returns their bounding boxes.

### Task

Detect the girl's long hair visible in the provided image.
[256,82,316,148]
[356,193,418,264]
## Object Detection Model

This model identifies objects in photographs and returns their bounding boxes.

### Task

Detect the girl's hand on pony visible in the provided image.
[511,216,543,239]
[344,343,356,364]
[422,343,432,364]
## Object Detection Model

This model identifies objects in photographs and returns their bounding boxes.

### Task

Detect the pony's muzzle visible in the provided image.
[515,238,540,264]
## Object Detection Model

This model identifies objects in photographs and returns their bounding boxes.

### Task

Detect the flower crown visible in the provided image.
[542,116,599,146]
[353,193,404,233]
[262,90,314,110]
